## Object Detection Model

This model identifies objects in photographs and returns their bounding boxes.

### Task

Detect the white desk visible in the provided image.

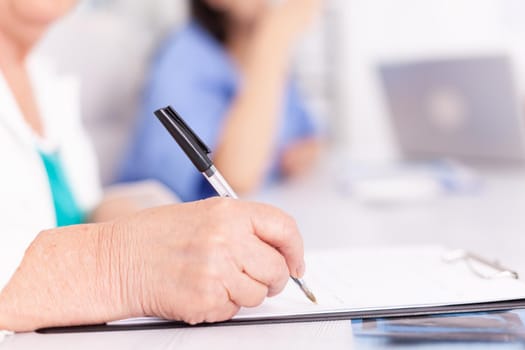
[3,158,525,349]
[2,321,355,350]
[256,159,525,278]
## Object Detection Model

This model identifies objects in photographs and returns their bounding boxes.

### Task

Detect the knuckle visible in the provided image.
[268,256,290,294]
[177,272,231,323]
[185,314,205,325]
[248,287,269,308]
[200,282,225,311]
[227,305,241,319]
[276,260,290,282]
[205,305,240,323]
[271,275,289,296]
[270,254,288,276]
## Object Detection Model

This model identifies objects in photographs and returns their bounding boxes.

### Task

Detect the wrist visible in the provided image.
[99,219,147,318]
[0,292,13,332]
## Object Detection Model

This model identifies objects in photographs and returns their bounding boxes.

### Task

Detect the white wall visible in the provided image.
[43,0,525,175]
[38,1,189,184]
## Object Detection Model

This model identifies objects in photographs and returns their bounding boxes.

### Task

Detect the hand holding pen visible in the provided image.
[155,106,317,304]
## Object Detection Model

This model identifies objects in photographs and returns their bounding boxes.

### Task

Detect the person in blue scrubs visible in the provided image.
[120,0,323,202]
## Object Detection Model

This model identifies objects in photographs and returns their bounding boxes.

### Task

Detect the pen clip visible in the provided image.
[154,106,213,172]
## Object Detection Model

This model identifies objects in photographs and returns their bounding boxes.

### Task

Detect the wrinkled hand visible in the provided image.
[115,198,305,325]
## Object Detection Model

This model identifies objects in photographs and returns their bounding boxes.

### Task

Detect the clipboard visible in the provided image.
[38,246,525,334]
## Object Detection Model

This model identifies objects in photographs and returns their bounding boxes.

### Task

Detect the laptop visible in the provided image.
[379,56,525,162]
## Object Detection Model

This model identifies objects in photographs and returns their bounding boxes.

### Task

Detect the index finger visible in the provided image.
[242,202,305,278]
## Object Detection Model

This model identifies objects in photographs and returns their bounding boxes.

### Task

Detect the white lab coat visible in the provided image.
[0,55,102,290]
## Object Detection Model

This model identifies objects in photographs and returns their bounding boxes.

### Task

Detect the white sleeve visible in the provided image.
[55,76,103,215]
[28,56,103,216]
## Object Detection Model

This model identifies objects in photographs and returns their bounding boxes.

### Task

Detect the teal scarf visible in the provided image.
[38,150,85,227]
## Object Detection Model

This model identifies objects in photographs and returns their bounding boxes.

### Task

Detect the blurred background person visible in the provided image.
[118,0,323,202]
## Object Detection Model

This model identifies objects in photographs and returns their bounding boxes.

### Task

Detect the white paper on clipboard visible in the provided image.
[110,245,525,326]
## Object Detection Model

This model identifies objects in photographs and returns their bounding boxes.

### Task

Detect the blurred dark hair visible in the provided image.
[191,0,229,44]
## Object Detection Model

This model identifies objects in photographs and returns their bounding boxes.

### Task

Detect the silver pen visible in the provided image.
[155,105,317,304]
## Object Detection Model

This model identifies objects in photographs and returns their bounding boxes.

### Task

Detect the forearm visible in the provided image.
[0,223,137,332]
[213,21,293,193]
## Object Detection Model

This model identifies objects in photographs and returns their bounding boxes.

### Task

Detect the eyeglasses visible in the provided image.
[443,249,519,280]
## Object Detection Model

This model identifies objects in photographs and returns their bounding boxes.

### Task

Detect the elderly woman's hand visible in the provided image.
[0,198,305,331]
[113,198,304,325]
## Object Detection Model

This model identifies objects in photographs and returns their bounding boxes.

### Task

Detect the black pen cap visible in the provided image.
[154,106,213,173]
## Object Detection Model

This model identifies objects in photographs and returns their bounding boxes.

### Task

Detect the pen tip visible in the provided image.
[292,277,318,304]
[307,292,318,304]
[301,283,317,304]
